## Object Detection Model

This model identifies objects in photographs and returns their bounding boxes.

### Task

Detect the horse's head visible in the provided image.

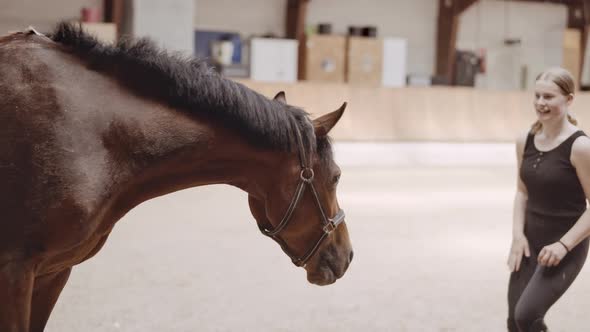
[247,92,352,286]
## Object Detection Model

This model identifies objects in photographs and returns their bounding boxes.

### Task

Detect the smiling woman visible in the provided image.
[507,67,590,332]
[530,68,578,135]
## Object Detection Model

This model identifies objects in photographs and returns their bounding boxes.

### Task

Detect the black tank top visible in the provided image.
[520,130,587,223]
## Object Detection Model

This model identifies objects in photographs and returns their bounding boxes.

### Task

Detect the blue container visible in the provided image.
[194,30,241,64]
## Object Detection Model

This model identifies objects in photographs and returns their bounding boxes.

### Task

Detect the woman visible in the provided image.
[507,67,590,331]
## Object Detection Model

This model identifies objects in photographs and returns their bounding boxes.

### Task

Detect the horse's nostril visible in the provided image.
[349,250,354,262]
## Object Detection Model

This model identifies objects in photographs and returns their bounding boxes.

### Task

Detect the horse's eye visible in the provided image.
[333,174,341,184]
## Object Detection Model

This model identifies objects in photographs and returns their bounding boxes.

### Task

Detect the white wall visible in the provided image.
[306,0,438,77]
[193,0,568,87]
[0,0,571,90]
[193,0,438,76]
[194,0,286,37]
[128,0,194,54]
[0,0,102,34]
[458,0,567,90]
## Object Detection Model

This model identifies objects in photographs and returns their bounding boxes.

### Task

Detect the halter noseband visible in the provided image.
[257,125,345,267]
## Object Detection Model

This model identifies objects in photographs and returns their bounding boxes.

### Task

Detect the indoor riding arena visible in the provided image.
[3,1,590,332]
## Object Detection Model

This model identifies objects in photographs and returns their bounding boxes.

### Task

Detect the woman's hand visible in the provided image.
[508,235,531,272]
[538,242,568,267]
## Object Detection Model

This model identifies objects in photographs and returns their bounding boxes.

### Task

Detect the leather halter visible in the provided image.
[257,124,346,267]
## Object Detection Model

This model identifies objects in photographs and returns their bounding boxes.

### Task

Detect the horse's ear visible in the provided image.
[273,91,287,103]
[313,102,347,137]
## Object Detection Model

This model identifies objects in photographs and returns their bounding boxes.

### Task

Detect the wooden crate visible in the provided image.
[301,35,346,83]
[346,37,383,86]
[563,28,581,88]
[81,23,117,44]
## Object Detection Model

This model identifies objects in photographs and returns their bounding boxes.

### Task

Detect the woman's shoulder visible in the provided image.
[571,132,590,153]
[515,130,531,153]
[571,132,590,165]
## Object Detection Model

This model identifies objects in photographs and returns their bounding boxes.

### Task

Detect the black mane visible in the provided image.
[49,22,317,153]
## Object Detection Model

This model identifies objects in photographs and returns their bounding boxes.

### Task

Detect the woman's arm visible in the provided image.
[508,133,531,272]
[538,136,590,266]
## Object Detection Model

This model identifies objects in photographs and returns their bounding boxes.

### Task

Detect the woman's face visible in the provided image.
[533,79,572,122]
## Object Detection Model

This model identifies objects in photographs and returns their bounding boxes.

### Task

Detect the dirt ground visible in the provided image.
[45,165,590,332]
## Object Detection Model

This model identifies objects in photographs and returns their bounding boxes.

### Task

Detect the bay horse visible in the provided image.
[0,23,353,332]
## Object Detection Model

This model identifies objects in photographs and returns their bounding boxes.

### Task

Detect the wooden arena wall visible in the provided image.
[239,80,590,142]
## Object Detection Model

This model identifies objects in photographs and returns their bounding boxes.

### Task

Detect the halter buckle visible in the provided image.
[322,222,336,233]
[323,209,345,234]
[300,168,314,182]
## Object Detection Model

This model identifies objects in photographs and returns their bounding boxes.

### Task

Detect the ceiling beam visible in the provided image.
[568,1,586,28]
[583,0,590,88]
[456,0,479,14]
[286,0,309,39]
[565,0,590,87]
[508,0,573,5]
[435,0,478,83]
[103,0,124,40]
[285,0,311,80]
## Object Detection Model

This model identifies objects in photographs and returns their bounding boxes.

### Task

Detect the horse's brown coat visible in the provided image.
[0,27,352,331]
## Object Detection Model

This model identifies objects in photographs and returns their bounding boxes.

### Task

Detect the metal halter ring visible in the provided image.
[300,168,314,182]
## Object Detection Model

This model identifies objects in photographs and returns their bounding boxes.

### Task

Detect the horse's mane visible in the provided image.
[49,22,316,153]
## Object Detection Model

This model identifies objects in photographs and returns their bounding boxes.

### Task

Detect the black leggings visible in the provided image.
[507,238,589,331]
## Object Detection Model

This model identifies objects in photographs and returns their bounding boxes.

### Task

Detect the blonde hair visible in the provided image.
[532,67,577,134]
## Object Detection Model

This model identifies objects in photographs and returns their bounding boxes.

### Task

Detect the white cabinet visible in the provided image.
[125,0,194,54]
[382,37,407,87]
[250,38,298,83]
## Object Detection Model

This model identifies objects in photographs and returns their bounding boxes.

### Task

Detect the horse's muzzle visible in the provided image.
[304,247,353,286]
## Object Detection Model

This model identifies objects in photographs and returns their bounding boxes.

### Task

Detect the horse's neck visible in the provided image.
[108,104,276,211]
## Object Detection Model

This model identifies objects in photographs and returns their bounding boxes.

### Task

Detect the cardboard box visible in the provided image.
[563,29,581,88]
[250,38,298,83]
[301,35,346,82]
[346,37,383,85]
[81,23,117,44]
